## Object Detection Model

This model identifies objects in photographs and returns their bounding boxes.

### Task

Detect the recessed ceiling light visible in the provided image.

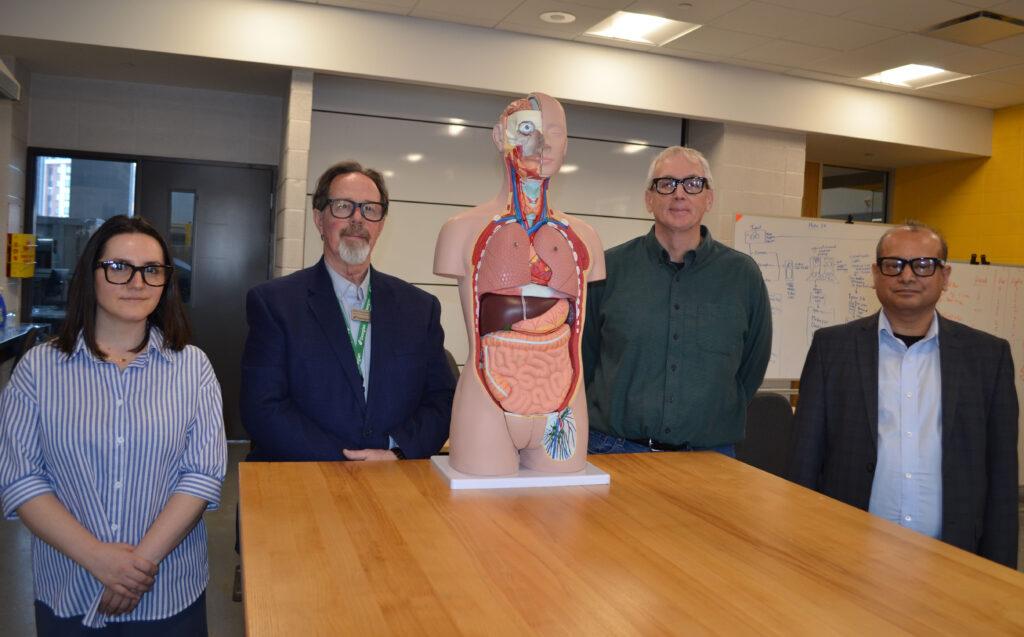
[861,64,970,88]
[559,164,579,174]
[406,153,423,162]
[540,11,576,25]
[585,11,701,46]
[622,143,648,154]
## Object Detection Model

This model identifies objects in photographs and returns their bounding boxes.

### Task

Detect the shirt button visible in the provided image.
[905,432,912,438]
[905,473,912,479]
[664,428,671,434]
[674,303,680,310]
[111,523,119,531]
[670,364,677,372]
[904,515,912,522]
[116,437,124,445]
[116,399,124,407]
[114,481,122,489]
[673,333,679,340]
[905,392,912,398]
[667,396,673,403]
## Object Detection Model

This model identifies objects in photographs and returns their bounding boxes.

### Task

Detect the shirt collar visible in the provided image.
[325,263,371,305]
[643,225,712,268]
[68,327,173,364]
[877,310,940,346]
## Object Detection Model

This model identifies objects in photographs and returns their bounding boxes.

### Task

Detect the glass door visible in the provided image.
[26,152,137,332]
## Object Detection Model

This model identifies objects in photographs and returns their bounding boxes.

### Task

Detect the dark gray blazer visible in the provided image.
[788,312,1019,568]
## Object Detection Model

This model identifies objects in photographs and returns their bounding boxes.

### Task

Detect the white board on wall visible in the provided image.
[733,214,888,379]
[734,213,1024,484]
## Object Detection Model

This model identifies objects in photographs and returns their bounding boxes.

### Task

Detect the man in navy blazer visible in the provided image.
[240,161,455,462]
[789,222,1018,568]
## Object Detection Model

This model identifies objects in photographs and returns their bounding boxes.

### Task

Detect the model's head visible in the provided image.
[493,92,568,179]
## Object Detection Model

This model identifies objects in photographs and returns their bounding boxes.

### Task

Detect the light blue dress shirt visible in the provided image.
[870,311,943,539]
[0,330,226,628]
[325,266,372,398]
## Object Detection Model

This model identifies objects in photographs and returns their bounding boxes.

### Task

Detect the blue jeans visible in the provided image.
[588,430,735,458]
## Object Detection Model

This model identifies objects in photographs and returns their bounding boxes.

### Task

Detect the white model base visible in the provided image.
[430,455,611,490]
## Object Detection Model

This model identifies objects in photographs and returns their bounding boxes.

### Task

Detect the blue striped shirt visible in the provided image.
[0,329,226,628]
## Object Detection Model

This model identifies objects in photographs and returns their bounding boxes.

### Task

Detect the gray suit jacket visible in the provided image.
[788,312,1019,568]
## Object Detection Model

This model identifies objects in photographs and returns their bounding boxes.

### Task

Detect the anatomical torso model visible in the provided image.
[434,93,605,475]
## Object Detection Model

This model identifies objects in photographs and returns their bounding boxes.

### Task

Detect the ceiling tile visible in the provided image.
[977,63,1024,84]
[409,0,517,26]
[733,39,837,67]
[983,32,1024,55]
[660,26,770,56]
[841,0,980,32]
[708,1,898,50]
[497,1,618,34]
[758,0,863,16]
[317,0,415,13]
[623,0,750,23]
[915,75,1024,107]
[989,0,1024,19]
[934,46,1024,73]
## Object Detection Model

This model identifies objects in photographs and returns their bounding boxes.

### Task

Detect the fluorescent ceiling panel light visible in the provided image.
[861,64,970,89]
[585,11,701,46]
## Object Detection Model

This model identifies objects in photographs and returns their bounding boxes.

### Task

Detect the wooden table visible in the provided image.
[239,453,1024,635]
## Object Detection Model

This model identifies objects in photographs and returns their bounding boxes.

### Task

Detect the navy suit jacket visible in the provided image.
[240,259,455,461]
[788,312,1019,568]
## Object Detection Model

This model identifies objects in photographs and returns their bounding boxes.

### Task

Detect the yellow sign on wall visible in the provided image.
[7,233,36,278]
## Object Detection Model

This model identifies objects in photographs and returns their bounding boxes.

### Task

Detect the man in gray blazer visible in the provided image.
[789,221,1019,568]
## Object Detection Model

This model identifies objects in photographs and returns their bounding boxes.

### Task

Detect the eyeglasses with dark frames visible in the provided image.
[95,260,174,287]
[876,257,944,277]
[650,176,709,196]
[324,198,387,221]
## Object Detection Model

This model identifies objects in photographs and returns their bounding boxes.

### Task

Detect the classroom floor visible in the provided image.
[1,445,1022,636]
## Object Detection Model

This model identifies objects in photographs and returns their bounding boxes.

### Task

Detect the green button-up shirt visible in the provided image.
[582,226,771,447]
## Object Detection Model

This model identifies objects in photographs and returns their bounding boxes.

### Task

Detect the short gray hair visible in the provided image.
[876,220,948,260]
[645,146,714,190]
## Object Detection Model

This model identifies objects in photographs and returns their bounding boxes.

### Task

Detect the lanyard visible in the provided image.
[342,282,371,377]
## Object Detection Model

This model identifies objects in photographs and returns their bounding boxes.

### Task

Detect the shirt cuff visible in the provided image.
[1,475,55,519]
[174,473,223,511]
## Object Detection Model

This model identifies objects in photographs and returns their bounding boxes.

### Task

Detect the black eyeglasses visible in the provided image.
[324,198,387,221]
[95,260,174,287]
[650,176,708,195]
[876,257,944,277]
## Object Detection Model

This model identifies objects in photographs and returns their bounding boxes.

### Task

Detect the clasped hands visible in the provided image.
[86,542,159,617]
[342,448,401,461]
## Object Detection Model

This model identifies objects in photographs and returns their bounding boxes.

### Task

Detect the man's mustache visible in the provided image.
[340,227,370,240]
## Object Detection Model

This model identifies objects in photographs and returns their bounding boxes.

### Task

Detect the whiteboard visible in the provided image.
[734,214,1024,484]
[734,214,888,379]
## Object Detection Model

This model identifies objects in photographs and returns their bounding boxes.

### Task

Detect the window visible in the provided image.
[820,166,887,223]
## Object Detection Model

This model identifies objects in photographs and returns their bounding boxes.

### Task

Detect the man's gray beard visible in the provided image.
[337,238,371,266]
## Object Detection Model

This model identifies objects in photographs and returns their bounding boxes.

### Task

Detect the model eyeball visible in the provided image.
[518,121,535,135]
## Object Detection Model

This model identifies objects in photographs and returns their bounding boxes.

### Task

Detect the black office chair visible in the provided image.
[734,392,794,478]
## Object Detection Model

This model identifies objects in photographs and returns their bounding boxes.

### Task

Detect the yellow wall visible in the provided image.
[893,104,1024,265]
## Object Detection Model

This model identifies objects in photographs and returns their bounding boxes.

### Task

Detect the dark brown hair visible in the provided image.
[54,215,192,357]
[311,160,389,215]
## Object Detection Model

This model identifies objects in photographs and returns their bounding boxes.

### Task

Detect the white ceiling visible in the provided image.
[3,0,1022,168]
[296,0,1024,109]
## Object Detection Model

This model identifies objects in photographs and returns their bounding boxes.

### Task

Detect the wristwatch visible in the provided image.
[391,447,407,460]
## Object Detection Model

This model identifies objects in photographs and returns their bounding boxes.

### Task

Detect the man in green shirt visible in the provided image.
[582,146,771,456]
